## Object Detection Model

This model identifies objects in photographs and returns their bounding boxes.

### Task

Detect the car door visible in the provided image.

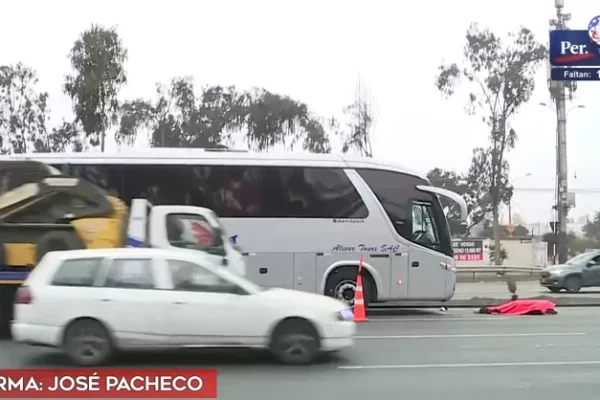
[29,256,108,329]
[582,254,600,286]
[94,257,172,348]
[163,258,265,347]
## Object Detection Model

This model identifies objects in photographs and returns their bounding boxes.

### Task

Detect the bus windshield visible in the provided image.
[356,168,454,257]
[411,201,442,251]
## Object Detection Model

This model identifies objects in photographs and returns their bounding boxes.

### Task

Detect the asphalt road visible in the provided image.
[455,279,600,299]
[3,308,600,399]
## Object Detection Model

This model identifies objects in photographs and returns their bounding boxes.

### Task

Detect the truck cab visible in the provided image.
[125,199,246,277]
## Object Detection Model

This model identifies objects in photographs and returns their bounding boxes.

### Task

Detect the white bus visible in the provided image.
[5,149,468,305]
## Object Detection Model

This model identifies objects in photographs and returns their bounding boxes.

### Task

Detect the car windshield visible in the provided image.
[208,210,234,244]
[566,253,592,265]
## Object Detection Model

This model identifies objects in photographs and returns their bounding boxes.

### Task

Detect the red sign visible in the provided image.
[455,253,484,262]
[452,240,484,262]
[0,369,217,398]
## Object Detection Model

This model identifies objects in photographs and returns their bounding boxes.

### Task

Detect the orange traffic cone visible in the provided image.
[353,273,369,323]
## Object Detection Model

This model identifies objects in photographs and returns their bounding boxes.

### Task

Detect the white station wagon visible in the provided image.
[11,248,355,366]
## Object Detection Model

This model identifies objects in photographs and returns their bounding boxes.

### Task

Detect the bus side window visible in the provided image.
[356,168,417,238]
[120,165,191,206]
[299,168,368,219]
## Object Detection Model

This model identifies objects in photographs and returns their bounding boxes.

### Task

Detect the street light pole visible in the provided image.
[539,104,585,240]
[548,0,576,263]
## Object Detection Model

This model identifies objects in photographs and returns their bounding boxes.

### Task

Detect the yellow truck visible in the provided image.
[0,161,244,336]
[0,161,128,335]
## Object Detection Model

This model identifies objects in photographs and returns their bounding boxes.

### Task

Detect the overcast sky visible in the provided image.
[1,0,598,229]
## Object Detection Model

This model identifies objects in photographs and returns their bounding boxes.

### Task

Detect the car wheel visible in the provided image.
[269,318,320,365]
[325,268,374,307]
[63,319,114,366]
[565,276,582,293]
[548,287,562,293]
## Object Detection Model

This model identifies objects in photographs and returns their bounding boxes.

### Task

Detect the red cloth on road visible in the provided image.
[487,299,557,315]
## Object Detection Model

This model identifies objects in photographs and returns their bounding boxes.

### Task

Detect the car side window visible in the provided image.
[167,259,236,293]
[51,258,104,287]
[103,258,156,290]
[591,255,600,264]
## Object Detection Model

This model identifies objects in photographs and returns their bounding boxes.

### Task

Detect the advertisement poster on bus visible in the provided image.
[452,240,484,262]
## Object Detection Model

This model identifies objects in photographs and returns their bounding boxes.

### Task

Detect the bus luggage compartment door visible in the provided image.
[293,253,317,293]
[389,252,409,300]
[243,253,294,290]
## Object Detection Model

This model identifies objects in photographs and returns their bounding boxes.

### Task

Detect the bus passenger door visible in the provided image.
[407,201,450,300]
[243,253,295,290]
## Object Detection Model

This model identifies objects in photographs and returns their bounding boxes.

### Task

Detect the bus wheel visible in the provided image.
[324,268,374,307]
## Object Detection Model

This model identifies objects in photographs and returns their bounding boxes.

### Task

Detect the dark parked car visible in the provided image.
[540,251,600,293]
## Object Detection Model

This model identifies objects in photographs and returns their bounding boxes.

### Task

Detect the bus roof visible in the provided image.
[0,148,429,181]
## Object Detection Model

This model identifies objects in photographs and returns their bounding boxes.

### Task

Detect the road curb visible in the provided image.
[369,296,600,310]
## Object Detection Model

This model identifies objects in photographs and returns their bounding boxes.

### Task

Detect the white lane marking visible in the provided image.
[338,360,600,370]
[460,343,560,350]
[355,332,586,339]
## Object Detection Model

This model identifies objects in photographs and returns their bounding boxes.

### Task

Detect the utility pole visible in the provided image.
[548,0,576,264]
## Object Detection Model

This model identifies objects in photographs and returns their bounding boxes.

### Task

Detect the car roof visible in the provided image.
[48,247,216,264]
[574,250,600,257]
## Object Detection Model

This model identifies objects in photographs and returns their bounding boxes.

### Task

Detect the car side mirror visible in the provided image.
[587,261,596,267]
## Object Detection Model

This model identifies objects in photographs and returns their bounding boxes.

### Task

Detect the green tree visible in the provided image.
[336,79,375,157]
[64,24,127,151]
[481,223,529,238]
[583,211,600,242]
[0,63,49,154]
[33,121,83,153]
[245,88,330,152]
[427,161,504,236]
[465,147,513,223]
[426,168,468,235]
[542,232,595,259]
[435,23,546,265]
[118,77,331,152]
[569,235,599,255]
